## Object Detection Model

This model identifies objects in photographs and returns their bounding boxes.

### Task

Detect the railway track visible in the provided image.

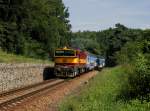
[0,79,65,111]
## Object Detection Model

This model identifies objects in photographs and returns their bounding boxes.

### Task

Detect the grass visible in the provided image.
[0,50,53,64]
[59,66,150,111]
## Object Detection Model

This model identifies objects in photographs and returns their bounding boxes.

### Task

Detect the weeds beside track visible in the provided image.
[59,66,150,111]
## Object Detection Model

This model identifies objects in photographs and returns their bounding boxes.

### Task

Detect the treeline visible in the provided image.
[72,24,150,66]
[72,23,150,102]
[0,0,71,59]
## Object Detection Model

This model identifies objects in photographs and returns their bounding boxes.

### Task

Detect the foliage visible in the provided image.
[71,31,100,55]
[0,0,71,59]
[115,41,143,64]
[119,54,150,102]
[59,67,150,111]
[115,35,150,102]
[72,23,144,66]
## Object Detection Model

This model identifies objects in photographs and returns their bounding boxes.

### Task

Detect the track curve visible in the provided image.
[0,79,65,110]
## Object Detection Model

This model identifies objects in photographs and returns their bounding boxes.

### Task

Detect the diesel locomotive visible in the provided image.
[54,47,105,77]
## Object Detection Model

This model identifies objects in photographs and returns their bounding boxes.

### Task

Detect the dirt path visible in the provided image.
[12,71,97,111]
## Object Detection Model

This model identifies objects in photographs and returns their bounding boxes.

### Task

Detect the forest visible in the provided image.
[0,0,71,59]
[72,24,150,66]
[0,0,150,103]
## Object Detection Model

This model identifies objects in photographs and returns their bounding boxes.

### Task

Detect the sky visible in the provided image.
[63,0,150,32]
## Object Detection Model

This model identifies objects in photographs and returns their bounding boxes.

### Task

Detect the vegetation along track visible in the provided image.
[0,79,65,110]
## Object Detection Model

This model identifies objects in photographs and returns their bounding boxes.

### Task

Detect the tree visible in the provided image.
[0,0,71,59]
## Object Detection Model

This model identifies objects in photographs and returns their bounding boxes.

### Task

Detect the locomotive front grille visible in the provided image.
[54,66,75,77]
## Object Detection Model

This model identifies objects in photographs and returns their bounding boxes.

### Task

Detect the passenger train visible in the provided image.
[54,47,105,77]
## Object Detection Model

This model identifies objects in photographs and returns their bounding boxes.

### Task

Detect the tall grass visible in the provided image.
[0,50,53,64]
[59,66,150,111]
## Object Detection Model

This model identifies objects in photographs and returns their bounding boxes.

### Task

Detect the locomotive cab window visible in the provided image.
[55,50,75,56]
[55,50,64,56]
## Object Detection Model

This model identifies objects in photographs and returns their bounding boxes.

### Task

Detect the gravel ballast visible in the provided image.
[12,71,98,111]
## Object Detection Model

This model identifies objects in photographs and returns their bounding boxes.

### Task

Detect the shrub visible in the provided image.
[119,53,150,102]
[115,41,143,65]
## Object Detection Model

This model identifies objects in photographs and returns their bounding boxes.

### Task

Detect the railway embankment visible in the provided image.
[0,63,54,93]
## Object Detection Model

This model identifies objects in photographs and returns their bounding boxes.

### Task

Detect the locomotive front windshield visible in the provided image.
[55,50,75,56]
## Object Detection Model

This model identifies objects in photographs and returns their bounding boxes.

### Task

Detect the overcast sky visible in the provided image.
[63,0,150,32]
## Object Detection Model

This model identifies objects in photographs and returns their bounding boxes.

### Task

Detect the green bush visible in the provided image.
[119,53,150,102]
[115,41,143,64]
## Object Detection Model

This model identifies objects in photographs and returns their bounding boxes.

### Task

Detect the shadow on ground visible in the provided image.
[43,67,56,80]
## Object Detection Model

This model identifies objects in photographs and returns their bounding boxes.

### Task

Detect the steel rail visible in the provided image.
[0,79,57,97]
[0,79,65,110]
